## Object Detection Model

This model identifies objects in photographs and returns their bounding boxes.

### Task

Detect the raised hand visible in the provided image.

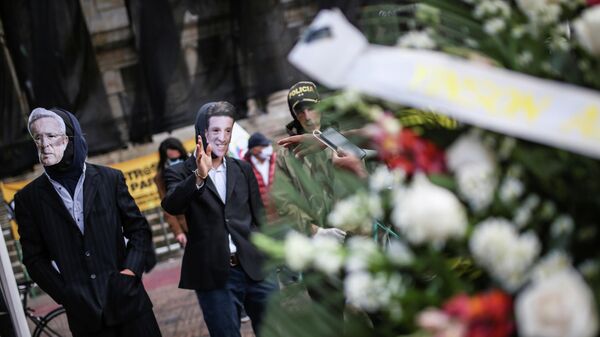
[195,135,213,183]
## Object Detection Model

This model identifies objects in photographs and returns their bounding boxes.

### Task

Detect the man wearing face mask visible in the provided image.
[161,102,276,337]
[14,108,161,337]
[154,137,189,247]
[243,132,277,222]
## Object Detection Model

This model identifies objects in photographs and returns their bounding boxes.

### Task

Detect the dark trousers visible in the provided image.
[77,310,161,337]
[196,265,277,337]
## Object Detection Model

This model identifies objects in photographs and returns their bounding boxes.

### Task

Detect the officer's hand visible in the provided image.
[195,135,212,183]
[278,134,325,158]
[332,150,367,178]
[314,227,346,243]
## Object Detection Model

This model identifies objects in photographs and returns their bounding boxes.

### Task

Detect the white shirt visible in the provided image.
[250,155,270,186]
[196,157,237,254]
[208,161,227,203]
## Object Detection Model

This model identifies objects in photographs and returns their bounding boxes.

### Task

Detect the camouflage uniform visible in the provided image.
[272,144,337,234]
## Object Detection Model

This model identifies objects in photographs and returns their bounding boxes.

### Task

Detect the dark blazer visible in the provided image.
[14,164,153,334]
[162,156,265,290]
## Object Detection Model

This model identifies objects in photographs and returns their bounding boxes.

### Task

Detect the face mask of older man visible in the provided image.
[30,116,69,166]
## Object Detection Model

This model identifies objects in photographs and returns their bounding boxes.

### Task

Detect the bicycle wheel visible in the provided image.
[33,307,72,337]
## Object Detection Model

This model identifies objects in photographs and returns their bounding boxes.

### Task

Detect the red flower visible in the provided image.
[372,126,446,174]
[588,0,600,5]
[443,290,514,337]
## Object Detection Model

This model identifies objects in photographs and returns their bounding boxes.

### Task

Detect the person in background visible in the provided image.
[154,137,189,247]
[243,132,277,222]
[15,107,160,337]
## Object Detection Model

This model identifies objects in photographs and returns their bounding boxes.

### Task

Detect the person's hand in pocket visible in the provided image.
[120,269,135,277]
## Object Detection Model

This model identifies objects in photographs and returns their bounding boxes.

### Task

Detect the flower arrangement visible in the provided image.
[255,1,600,337]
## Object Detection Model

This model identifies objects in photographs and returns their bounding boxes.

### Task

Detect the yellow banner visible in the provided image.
[111,152,161,211]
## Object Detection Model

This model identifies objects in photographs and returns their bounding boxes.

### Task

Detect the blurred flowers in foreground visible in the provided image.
[255,1,600,336]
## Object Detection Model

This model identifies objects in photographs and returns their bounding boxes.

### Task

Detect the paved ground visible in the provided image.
[28,255,255,337]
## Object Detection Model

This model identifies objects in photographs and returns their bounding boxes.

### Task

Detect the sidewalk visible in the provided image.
[28,256,255,337]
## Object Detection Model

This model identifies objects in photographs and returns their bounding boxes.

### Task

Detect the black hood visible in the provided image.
[45,108,88,196]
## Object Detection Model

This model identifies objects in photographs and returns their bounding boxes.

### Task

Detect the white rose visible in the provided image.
[369,165,404,192]
[446,132,495,173]
[328,193,382,234]
[345,272,382,311]
[516,269,599,337]
[284,231,314,271]
[392,174,467,248]
[386,240,414,266]
[346,236,379,272]
[344,271,404,312]
[455,164,497,212]
[328,196,362,230]
[499,176,525,203]
[573,6,600,56]
[448,133,498,212]
[470,218,540,291]
[312,236,344,276]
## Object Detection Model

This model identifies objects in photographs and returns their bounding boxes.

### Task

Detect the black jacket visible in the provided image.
[15,164,153,334]
[162,156,266,290]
